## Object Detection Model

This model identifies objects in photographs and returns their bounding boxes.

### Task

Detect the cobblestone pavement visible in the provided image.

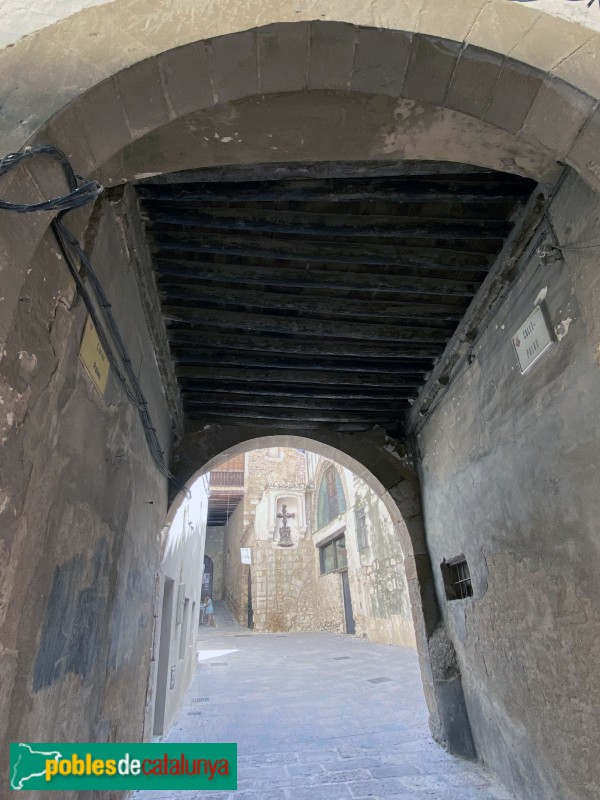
[134,608,514,800]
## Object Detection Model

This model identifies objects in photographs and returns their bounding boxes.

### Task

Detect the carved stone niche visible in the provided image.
[253,487,307,546]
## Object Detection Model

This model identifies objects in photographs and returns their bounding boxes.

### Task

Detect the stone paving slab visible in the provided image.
[133,615,515,800]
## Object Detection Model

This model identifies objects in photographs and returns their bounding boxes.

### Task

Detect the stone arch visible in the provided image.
[3,16,600,344]
[165,427,475,756]
[2,7,597,769]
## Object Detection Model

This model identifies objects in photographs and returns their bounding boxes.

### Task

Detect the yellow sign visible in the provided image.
[79,316,110,396]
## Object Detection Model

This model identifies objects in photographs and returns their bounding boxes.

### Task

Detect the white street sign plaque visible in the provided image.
[240,548,252,565]
[512,304,553,374]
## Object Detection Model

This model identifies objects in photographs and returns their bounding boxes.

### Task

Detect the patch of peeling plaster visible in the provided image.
[555,318,573,341]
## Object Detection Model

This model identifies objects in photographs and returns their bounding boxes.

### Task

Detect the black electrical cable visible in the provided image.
[0,145,186,493]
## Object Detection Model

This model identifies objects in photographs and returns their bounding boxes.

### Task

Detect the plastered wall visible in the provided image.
[418,169,600,800]
[0,188,172,798]
[149,479,208,737]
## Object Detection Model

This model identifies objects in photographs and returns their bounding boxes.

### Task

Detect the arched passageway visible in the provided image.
[164,434,473,757]
[1,9,599,800]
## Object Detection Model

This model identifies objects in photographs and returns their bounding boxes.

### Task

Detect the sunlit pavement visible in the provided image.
[134,605,514,800]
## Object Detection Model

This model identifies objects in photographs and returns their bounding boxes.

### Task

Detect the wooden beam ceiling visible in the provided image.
[137,164,536,435]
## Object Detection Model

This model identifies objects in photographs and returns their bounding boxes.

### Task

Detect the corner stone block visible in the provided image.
[416,0,487,43]
[520,77,596,157]
[69,78,132,169]
[567,105,600,195]
[307,21,356,91]
[351,27,412,97]
[509,13,595,74]
[158,41,214,118]
[551,34,600,101]
[40,104,97,177]
[116,57,171,136]
[404,554,441,636]
[258,22,309,94]
[210,30,259,105]
[484,59,544,135]
[445,45,504,120]
[404,517,428,556]
[402,35,461,107]
[466,1,541,57]
[386,478,423,522]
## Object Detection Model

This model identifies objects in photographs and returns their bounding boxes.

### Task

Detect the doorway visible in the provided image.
[341,571,355,635]
[153,577,174,736]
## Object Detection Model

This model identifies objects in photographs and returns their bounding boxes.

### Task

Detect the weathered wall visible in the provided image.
[307,455,416,647]
[146,476,208,737]
[224,451,416,642]
[205,527,225,600]
[350,474,416,648]
[418,169,600,800]
[251,539,325,632]
[221,501,247,624]
[0,187,172,797]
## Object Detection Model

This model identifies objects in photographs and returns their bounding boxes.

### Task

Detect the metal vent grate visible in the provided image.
[192,697,210,703]
[441,555,473,600]
[367,677,392,684]
[334,656,350,660]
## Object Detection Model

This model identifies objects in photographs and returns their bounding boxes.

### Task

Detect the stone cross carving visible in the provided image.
[277,504,295,547]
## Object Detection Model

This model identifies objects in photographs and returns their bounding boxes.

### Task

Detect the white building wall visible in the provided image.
[149,474,209,736]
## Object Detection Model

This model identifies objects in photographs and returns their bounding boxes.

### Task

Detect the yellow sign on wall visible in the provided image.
[79,316,110,396]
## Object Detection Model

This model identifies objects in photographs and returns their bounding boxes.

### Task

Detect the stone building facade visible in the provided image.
[208,447,415,647]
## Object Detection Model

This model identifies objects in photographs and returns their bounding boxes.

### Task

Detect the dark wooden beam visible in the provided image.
[182,396,415,412]
[142,206,511,242]
[137,175,533,204]
[155,261,479,297]
[172,366,424,388]
[162,306,452,343]
[168,331,440,360]
[175,355,430,375]
[158,283,464,324]
[189,419,396,433]
[173,383,420,401]
[181,405,408,423]
[150,233,494,270]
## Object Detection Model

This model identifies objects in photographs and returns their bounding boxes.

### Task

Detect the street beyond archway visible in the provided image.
[134,603,513,800]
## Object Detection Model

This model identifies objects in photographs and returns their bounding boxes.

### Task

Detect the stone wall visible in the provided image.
[307,455,416,648]
[418,169,600,800]
[352,475,415,648]
[0,187,173,796]
[221,501,248,625]
[205,527,225,600]
[220,450,415,642]
[251,539,322,632]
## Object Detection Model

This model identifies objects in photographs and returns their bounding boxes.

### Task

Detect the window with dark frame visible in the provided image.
[319,534,348,574]
[355,506,368,551]
[316,466,347,529]
[441,555,473,600]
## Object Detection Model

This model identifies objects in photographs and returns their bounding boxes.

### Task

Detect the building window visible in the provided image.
[266,447,281,459]
[441,555,473,600]
[355,507,368,550]
[319,534,348,574]
[316,466,346,528]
